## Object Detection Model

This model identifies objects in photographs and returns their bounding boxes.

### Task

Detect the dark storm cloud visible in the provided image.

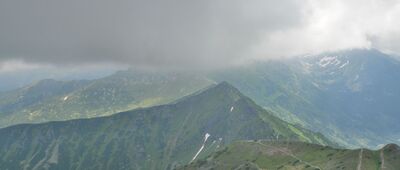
[2,0,400,70]
[0,0,303,68]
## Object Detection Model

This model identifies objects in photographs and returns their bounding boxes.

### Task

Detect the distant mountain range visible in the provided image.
[182,141,400,170]
[213,49,400,148]
[1,49,400,149]
[0,71,213,127]
[0,82,332,170]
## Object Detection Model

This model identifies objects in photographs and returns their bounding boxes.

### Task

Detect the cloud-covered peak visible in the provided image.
[0,0,399,69]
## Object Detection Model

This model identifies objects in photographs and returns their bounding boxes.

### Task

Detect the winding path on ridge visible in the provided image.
[380,149,385,170]
[357,149,363,170]
[254,141,321,170]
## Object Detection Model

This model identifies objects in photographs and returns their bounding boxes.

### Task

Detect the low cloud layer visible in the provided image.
[0,0,400,69]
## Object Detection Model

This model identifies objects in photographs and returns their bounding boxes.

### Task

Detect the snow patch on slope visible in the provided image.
[339,60,349,68]
[190,133,211,162]
[300,61,313,73]
[63,96,69,101]
[318,56,341,67]
[312,82,320,88]
[354,75,359,81]
[216,138,223,149]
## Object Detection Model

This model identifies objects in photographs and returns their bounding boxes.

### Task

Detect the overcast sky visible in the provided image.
[1,0,400,71]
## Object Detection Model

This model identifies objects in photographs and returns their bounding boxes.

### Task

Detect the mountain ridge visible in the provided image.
[1,49,399,148]
[181,141,400,170]
[0,71,213,128]
[0,82,332,170]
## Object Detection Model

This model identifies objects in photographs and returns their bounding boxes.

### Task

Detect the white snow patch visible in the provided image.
[318,56,341,67]
[302,61,313,67]
[190,133,211,162]
[354,75,359,81]
[300,61,313,73]
[230,106,234,112]
[216,138,223,148]
[339,60,349,68]
[63,96,69,101]
[312,82,320,88]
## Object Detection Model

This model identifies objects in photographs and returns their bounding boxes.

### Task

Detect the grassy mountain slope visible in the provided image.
[0,79,89,113]
[0,71,213,128]
[182,141,400,170]
[0,82,332,170]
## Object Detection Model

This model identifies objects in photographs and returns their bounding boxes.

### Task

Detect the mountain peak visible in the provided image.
[383,143,400,151]
[31,78,61,87]
[0,77,333,170]
[202,81,243,98]
[173,81,243,105]
[213,81,239,91]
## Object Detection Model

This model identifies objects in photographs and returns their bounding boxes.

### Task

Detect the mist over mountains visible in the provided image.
[0,49,400,169]
[1,0,400,168]
[1,49,399,149]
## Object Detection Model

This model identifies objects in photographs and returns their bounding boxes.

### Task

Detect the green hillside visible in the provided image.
[0,82,332,170]
[0,71,213,128]
[182,141,400,170]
